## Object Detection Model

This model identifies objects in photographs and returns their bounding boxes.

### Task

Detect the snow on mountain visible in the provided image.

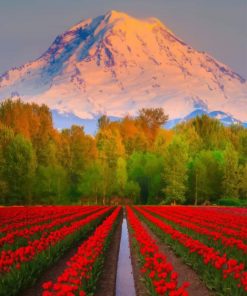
[0,10,246,126]
[165,109,243,129]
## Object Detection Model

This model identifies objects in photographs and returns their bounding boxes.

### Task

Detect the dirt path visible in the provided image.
[140,219,214,296]
[95,210,123,296]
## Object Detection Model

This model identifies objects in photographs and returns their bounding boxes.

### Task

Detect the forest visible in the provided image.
[0,99,246,206]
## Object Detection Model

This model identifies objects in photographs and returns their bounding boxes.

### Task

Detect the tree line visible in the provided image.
[0,99,246,205]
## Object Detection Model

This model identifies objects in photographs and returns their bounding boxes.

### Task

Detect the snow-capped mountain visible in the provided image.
[165,109,243,129]
[0,10,246,126]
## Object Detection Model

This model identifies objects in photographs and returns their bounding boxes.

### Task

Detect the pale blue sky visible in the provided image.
[0,0,246,77]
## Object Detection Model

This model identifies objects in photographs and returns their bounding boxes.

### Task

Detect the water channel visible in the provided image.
[115,213,136,296]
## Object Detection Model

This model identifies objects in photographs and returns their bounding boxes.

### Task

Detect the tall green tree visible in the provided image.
[65,126,97,199]
[116,157,128,197]
[239,164,247,200]
[34,165,69,203]
[79,162,104,204]
[4,134,36,204]
[0,125,15,203]
[189,150,223,205]
[222,145,240,199]
[128,152,164,204]
[163,136,189,204]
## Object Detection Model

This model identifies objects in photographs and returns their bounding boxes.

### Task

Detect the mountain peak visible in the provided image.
[105,10,129,20]
[104,10,163,24]
[103,10,169,31]
[0,11,246,123]
[66,11,169,45]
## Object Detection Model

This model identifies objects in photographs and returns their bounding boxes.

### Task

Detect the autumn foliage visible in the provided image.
[0,99,247,205]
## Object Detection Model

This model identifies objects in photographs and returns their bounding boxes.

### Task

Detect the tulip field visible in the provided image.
[0,206,247,296]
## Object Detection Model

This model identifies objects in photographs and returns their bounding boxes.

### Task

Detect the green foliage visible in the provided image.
[3,134,36,204]
[162,136,188,204]
[124,181,141,203]
[116,157,128,197]
[188,150,224,204]
[222,145,239,199]
[217,198,243,206]
[33,165,69,204]
[128,152,164,204]
[239,164,247,200]
[78,162,104,204]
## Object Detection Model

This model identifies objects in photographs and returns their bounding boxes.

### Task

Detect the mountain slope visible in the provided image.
[0,10,246,123]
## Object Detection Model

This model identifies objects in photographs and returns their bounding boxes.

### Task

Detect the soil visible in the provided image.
[95,210,123,296]
[140,220,214,296]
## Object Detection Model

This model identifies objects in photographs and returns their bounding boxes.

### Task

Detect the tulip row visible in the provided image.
[0,206,83,235]
[0,206,113,296]
[144,206,247,260]
[153,206,247,240]
[135,206,247,296]
[126,206,189,296]
[0,206,58,226]
[179,210,247,242]
[0,206,101,250]
[42,207,121,296]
